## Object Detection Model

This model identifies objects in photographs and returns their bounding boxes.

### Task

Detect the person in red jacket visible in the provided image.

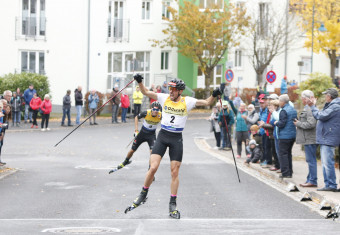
[40,94,52,131]
[29,92,42,128]
[120,91,130,123]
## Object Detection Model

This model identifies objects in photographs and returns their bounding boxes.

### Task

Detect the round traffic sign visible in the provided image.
[266,70,276,84]
[225,69,234,83]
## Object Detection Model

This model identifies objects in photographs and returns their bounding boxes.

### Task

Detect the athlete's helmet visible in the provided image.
[151,101,162,112]
[168,78,186,90]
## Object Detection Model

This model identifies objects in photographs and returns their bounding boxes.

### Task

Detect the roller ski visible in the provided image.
[124,187,148,213]
[169,197,180,219]
[108,159,131,174]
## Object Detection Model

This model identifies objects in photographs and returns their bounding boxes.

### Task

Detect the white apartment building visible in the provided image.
[0,0,178,106]
[226,0,337,92]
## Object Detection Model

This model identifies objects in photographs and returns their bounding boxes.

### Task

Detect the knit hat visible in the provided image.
[249,139,257,146]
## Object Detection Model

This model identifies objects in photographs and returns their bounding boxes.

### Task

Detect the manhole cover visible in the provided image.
[42,227,121,234]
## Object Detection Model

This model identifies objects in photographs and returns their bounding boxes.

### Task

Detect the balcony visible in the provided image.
[107,19,130,42]
[15,16,46,40]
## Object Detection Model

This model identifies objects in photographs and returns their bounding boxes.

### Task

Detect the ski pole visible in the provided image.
[219,97,241,183]
[126,136,136,148]
[54,79,135,147]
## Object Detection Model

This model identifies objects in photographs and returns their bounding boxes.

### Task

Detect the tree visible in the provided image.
[290,0,340,80]
[151,0,249,98]
[245,3,300,85]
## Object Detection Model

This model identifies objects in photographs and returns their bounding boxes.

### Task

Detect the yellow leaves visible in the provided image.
[291,0,340,54]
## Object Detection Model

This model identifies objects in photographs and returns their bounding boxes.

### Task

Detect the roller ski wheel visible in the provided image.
[109,160,132,174]
[169,201,180,219]
[125,188,148,214]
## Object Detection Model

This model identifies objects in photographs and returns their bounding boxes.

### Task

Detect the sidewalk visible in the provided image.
[205,137,340,212]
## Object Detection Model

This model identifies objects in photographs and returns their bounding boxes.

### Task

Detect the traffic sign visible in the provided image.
[225,69,234,83]
[266,70,276,84]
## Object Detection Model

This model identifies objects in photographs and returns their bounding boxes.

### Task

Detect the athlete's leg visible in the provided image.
[170,160,181,195]
[144,154,162,187]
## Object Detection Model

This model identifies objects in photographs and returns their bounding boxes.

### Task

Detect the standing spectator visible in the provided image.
[149,84,157,105]
[10,92,21,126]
[16,88,24,118]
[269,99,282,172]
[40,94,52,131]
[280,76,288,94]
[243,104,259,136]
[24,84,36,123]
[218,101,234,150]
[209,105,221,149]
[74,86,83,125]
[307,88,340,191]
[258,96,271,167]
[294,90,318,187]
[29,93,42,128]
[156,85,162,93]
[111,84,121,124]
[61,90,72,127]
[120,91,130,123]
[0,102,5,166]
[88,89,99,125]
[260,101,280,171]
[230,102,249,158]
[274,94,297,179]
[133,86,143,117]
[160,81,169,93]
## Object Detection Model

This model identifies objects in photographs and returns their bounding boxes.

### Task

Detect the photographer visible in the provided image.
[0,101,7,166]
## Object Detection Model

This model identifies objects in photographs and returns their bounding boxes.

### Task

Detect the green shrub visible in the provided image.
[295,72,337,99]
[0,72,50,99]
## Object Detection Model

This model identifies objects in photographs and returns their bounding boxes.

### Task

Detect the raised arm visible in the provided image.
[196,88,222,106]
[134,74,158,101]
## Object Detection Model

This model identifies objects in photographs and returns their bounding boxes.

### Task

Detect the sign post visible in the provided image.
[225,69,234,83]
[266,70,276,84]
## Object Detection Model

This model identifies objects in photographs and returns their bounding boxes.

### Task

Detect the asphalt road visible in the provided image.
[0,118,339,234]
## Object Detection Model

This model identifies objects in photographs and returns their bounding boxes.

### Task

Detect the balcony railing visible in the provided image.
[107,19,130,42]
[15,16,46,40]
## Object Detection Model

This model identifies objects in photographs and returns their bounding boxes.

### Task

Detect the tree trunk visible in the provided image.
[256,71,264,86]
[204,69,213,99]
[329,49,336,81]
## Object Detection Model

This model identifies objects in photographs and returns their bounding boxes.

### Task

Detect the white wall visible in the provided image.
[228,0,330,91]
[0,0,178,106]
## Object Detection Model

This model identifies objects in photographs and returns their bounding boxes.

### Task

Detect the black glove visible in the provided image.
[134,74,143,83]
[212,88,222,98]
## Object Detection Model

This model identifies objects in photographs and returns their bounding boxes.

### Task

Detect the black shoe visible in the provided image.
[133,188,148,206]
[317,187,338,192]
[279,174,292,179]
[94,123,98,125]
[68,124,73,127]
[0,161,6,166]
[169,198,180,219]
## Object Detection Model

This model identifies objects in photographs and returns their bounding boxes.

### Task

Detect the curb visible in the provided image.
[199,137,340,220]
[0,166,18,180]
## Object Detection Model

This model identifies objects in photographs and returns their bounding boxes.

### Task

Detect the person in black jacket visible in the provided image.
[245,139,262,164]
[74,86,83,125]
[61,90,72,126]
[10,92,21,127]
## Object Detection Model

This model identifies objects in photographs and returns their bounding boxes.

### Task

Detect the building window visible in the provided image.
[199,0,223,9]
[21,0,45,37]
[300,57,311,74]
[21,51,45,74]
[162,1,171,19]
[107,51,151,88]
[258,3,269,37]
[161,52,170,71]
[108,0,130,42]
[142,1,151,20]
[235,50,242,67]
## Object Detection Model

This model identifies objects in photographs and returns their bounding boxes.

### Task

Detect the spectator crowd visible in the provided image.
[209,87,340,192]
